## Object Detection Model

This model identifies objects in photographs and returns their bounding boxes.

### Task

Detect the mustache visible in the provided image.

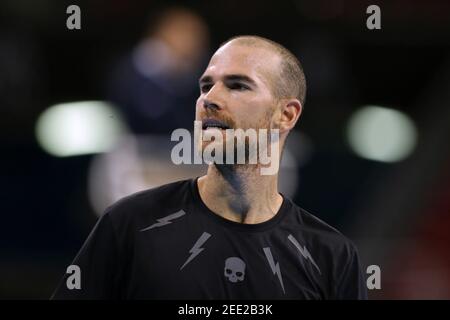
[200,111,236,128]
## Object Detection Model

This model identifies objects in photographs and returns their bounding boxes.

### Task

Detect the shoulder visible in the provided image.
[103,178,194,227]
[287,202,365,294]
[287,200,360,260]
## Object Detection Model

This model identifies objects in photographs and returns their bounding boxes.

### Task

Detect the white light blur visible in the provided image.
[346,105,417,163]
[35,101,126,157]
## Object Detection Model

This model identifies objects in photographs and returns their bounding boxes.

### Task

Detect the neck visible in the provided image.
[197,164,283,224]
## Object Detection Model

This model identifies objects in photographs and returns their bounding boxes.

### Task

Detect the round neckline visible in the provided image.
[189,177,291,233]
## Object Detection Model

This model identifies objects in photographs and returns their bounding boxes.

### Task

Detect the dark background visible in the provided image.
[1,0,449,299]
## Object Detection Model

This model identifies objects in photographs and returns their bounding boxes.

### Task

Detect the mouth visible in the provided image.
[202,118,231,130]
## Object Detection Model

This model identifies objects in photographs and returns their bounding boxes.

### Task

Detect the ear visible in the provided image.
[278,99,302,133]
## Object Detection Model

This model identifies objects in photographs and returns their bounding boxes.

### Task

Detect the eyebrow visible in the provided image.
[199,74,257,87]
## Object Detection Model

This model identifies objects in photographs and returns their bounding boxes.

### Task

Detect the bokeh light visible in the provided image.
[35,101,127,157]
[346,105,418,163]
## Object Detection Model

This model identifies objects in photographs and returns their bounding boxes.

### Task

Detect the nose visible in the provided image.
[202,83,223,112]
[203,99,221,112]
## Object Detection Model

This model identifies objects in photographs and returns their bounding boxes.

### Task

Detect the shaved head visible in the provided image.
[219,35,306,106]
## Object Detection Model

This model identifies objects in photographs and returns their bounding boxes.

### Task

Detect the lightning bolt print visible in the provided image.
[263,247,285,294]
[288,234,321,275]
[180,232,211,270]
[140,210,186,232]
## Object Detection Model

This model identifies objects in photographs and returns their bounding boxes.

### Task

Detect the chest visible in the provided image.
[124,226,327,299]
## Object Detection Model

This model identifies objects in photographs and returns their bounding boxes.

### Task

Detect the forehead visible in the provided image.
[203,43,280,83]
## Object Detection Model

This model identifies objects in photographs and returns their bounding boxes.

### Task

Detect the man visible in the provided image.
[52,35,368,299]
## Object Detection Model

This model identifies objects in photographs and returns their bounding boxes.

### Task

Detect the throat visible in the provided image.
[198,165,281,224]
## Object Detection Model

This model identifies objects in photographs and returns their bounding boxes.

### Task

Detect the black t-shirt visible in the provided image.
[52,178,368,300]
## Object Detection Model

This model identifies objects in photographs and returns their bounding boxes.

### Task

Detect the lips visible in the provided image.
[202,118,231,130]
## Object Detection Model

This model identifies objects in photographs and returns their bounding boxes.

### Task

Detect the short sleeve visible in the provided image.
[51,210,122,299]
[334,243,368,300]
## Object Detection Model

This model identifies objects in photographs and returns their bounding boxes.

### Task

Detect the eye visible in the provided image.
[228,82,249,91]
[200,84,212,93]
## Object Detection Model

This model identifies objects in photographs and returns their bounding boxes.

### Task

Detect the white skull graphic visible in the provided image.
[224,257,246,283]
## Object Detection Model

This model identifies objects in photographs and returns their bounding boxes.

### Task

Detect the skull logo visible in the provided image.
[224,257,246,283]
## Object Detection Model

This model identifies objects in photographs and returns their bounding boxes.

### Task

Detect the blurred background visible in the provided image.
[1,0,449,299]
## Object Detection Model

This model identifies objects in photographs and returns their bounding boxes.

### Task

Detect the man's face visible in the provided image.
[195,42,281,153]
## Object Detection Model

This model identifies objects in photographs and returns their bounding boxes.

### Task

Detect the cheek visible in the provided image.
[241,98,275,126]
